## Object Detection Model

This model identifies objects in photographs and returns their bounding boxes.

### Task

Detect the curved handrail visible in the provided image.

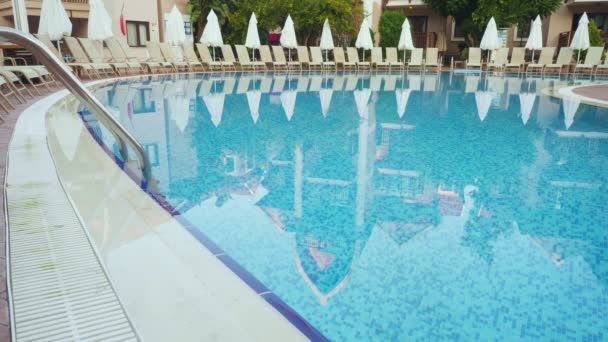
[0,27,151,182]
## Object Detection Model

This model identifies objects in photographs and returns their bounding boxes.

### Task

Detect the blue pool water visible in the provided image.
[87,72,608,341]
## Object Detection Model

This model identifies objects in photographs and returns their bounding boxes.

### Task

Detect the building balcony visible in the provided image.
[0,0,89,19]
[385,0,428,8]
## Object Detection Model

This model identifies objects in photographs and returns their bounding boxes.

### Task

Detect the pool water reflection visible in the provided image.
[87,72,608,341]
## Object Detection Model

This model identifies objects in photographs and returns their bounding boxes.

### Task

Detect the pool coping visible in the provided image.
[53,72,329,342]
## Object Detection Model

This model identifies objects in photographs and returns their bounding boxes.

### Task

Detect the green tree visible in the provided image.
[378,10,405,47]
[589,19,603,47]
[422,0,562,45]
[188,0,359,45]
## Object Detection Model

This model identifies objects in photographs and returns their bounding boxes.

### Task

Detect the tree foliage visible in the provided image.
[378,11,405,47]
[422,0,563,45]
[188,0,361,45]
[589,19,603,47]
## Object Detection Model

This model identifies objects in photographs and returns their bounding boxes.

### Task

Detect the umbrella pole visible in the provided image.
[212,47,216,61]
[325,50,328,62]
[577,50,580,64]
[531,50,535,63]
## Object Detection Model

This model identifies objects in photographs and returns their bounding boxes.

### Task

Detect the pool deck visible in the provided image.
[1,71,608,341]
[572,84,608,102]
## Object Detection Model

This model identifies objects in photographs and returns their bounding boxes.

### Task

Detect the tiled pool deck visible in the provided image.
[0,74,607,341]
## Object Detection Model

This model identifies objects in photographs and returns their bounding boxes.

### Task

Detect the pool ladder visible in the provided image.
[0,27,152,182]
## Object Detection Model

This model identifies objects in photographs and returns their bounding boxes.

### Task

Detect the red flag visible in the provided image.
[120,2,127,36]
[120,15,127,36]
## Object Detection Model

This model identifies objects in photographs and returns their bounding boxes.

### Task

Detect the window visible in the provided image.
[515,21,531,41]
[451,19,465,41]
[126,21,149,47]
[132,89,155,114]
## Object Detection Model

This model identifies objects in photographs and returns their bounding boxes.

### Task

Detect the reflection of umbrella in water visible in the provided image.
[319,88,333,118]
[204,93,225,127]
[518,92,536,125]
[281,90,297,121]
[475,91,493,122]
[395,88,411,118]
[246,90,261,124]
[169,95,191,132]
[562,96,580,130]
[354,89,371,119]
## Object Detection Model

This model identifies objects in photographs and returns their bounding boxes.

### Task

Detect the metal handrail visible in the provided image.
[0,27,151,182]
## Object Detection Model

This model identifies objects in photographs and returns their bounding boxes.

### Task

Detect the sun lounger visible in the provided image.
[466,48,482,70]
[0,75,23,113]
[144,41,175,72]
[180,43,205,71]
[235,45,265,70]
[527,47,556,73]
[505,47,525,73]
[595,50,608,75]
[372,47,389,69]
[311,47,335,70]
[105,38,147,74]
[334,48,355,69]
[385,47,402,71]
[574,46,603,74]
[156,42,189,72]
[196,44,223,70]
[407,48,423,71]
[544,48,573,75]
[114,39,163,73]
[347,47,370,70]
[296,46,316,70]
[159,42,192,72]
[220,45,238,71]
[0,70,29,102]
[272,46,300,70]
[64,36,115,78]
[259,45,274,69]
[424,48,441,71]
[487,48,508,72]
[79,38,129,76]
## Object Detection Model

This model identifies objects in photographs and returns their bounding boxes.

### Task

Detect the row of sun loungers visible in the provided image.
[466,46,608,75]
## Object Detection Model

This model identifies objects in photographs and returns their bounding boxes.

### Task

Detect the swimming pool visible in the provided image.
[86,71,608,341]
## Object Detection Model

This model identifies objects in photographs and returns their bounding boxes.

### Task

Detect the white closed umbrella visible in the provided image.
[204,93,225,127]
[355,18,373,61]
[475,91,493,122]
[281,90,297,121]
[395,89,411,118]
[246,90,261,124]
[88,0,113,41]
[363,0,373,27]
[280,15,298,61]
[200,9,224,60]
[398,18,415,61]
[165,5,186,46]
[525,15,543,63]
[570,12,590,64]
[519,93,536,125]
[319,88,333,117]
[354,89,371,119]
[320,18,335,62]
[12,0,29,32]
[38,0,72,54]
[245,13,261,61]
[170,96,191,132]
[562,96,580,130]
[480,17,500,62]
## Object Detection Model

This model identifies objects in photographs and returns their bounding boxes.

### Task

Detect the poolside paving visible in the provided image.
[0,86,68,342]
[0,97,31,342]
